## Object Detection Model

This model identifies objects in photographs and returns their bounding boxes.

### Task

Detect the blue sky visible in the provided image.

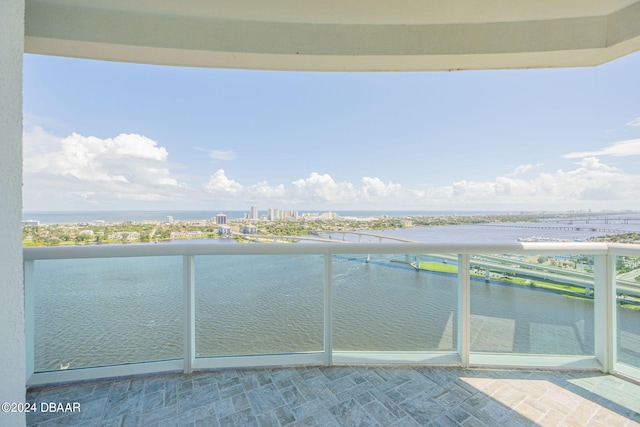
[23,51,640,212]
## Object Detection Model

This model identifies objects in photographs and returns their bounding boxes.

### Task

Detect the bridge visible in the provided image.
[479,223,636,234]
[552,217,640,225]
[421,253,640,298]
[235,231,416,244]
[233,233,347,244]
[236,231,416,250]
[314,231,417,243]
[234,230,640,298]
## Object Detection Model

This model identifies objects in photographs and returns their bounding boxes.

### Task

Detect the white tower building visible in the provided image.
[216,212,227,225]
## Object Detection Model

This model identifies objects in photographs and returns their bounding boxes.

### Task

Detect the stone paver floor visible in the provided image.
[26,367,640,426]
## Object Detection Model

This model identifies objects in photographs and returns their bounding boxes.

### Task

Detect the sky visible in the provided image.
[22,51,640,213]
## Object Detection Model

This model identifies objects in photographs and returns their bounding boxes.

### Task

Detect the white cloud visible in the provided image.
[563,138,640,158]
[433,157,639,207]
[23,128,186,208]
[208,149,236,161]
[23,127,640,211]
[202,170,288,204]
[200,171,412,207]
[508,164,540,176]
[360,177,424,203]
[247,181,287,201]
[290,173,358,204]
[202,169,243,196]
[361,177,401,200]
[627,117,640,127]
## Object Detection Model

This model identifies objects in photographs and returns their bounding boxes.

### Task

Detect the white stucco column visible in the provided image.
[0,1,26,426]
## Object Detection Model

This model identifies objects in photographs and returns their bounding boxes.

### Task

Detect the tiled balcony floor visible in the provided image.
[26,366,640,426]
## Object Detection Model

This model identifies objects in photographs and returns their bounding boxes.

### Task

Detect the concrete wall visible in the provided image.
[0,0,26,426]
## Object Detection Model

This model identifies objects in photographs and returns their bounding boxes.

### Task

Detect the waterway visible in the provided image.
[31,222,640,373]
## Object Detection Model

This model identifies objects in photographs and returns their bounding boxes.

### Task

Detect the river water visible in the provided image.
[32,220,640,372]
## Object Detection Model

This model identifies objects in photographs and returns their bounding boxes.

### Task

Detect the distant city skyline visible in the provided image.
[22,52,640,212]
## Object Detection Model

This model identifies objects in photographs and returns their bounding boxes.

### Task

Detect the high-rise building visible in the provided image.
[216,212,227,225]
[281,210,299,220]
[251,205,258,220]
[268,208,280,221]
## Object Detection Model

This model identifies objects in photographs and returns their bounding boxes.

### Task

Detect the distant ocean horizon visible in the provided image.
[22,209,525,225]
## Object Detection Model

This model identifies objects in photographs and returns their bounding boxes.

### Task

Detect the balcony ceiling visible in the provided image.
[25,0,640,71]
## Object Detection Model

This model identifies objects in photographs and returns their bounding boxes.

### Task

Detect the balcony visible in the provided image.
[22,241,640,425]
[25,366,640,425]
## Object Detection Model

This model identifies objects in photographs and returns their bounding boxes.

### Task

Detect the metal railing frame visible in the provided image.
[23,242,640,386]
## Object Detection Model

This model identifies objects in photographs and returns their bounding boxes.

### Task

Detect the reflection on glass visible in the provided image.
[616,255,640,368]
[34,257,183,372]
[470,254,595,355]
[195,255,324,356]
[333,253,458,352]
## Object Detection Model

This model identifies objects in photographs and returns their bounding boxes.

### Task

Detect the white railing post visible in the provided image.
[183,255,196,373]
[24,241,634,385]
[324,253,333,366]
[458,254,470,368]
[608,253,617,374]
[24,260,35,381]
[594,253,616,373]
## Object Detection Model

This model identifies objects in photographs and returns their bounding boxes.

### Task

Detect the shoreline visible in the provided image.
[23,212,546,247]
[22,211,640,247]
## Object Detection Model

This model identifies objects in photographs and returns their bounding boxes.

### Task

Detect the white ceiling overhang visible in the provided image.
[24,0,640,71]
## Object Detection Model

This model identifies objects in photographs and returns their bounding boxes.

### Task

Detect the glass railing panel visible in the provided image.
[195,254,324,357]
[333,253,458,352]
[470,253,595,355]
[34,256,182,372]
[616,255,640,369]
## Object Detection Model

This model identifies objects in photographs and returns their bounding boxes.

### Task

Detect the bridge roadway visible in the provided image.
[233,233,347,243]
[317,231,417,243]
[234,231,640,297]
[426,253,640,297]
[479,254,639,293]
[479,223,636,234]
[552,217,640,225]
[238,231,415,243]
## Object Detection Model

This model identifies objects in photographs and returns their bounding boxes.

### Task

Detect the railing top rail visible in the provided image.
[22,241,626,261]
[607,243,640,257]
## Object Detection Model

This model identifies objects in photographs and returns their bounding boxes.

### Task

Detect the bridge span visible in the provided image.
[233,233,346,244]
[237,231,417,243]
[315,231,417,243]
[422,253,640,298]
[479,223,636,234]
[233,231,639,298]
[552,217,640,225]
